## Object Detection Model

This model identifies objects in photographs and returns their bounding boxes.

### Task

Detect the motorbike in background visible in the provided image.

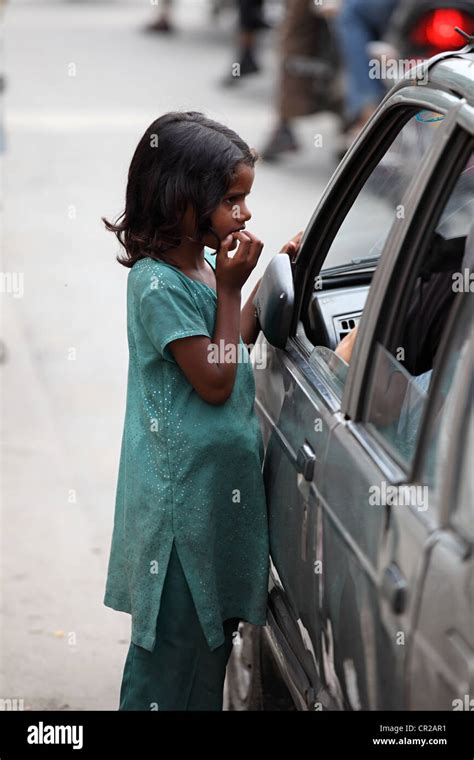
[370,0,474,78]
[387,0,474,59]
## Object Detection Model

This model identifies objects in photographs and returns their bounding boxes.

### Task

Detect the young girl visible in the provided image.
[102,111,301,711]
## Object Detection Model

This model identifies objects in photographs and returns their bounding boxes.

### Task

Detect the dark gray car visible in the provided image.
[225,40,474,711]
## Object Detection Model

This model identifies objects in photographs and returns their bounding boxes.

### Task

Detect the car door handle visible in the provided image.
[382,563,408,614]
[296,443,316,481]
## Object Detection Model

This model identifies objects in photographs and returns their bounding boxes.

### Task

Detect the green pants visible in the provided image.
[119,541,240,711]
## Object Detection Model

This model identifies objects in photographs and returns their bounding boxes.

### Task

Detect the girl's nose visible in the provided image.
[241,205,252,223]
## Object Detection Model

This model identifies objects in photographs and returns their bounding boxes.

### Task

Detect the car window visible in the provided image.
[305,109,444,400]
[364,347,432,466]
[362,150,473,471]
[418,299,473,535]
[309,346,349,399]
[322,110,443,270]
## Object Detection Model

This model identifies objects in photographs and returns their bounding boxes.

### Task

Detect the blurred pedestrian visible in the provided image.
[260,0,343,161]
[221,0,270,86]
[335,0,399,148]
[144,0,174,33]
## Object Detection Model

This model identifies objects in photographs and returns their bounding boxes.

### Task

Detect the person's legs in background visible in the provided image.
[238,0,269,74]
[260,0,333,161]
[144,0,175,34]
[221,0,269,86]
[335,0,399,133]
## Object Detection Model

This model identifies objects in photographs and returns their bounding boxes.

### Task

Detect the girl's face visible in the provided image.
[204,162,255,250]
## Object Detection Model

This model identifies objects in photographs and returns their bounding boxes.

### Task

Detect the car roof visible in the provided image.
[401,46,474,106]
[426,52,474,106]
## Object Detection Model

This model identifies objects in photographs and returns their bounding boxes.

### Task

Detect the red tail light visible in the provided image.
[412,9,474,52]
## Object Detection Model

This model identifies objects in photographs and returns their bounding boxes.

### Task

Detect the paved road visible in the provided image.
[1,0,341,709]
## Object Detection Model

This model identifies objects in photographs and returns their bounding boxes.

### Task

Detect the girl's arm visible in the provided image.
[240,230,303,347]
[168,232,262,405]
[241,278,262,348]
[169,283,242,406]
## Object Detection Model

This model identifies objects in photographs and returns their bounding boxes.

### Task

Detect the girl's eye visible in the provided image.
[225,194,247,204]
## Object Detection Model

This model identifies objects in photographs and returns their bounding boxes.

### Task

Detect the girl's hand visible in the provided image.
[280,230,304,262]
[215,230,264,293]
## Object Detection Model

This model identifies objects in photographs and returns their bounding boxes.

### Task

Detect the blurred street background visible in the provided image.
[1,0,343,711]
[3,0,451,710]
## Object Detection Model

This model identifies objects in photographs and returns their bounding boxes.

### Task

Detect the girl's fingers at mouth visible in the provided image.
[234,230,251,242]
[241,229,264,262]
[240,229,261,250]
[218,233,235,254]
[232,231,252,255]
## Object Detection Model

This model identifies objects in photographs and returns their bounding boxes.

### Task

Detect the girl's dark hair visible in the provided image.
[102,111,258,267]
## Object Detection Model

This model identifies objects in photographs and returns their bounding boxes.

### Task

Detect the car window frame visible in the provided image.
[345,128,473,492]
[288,93,465,432]
[292,103,419,341]
[289,83,468,344]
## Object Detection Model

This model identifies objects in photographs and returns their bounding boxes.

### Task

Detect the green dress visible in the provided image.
[104,249,270,653]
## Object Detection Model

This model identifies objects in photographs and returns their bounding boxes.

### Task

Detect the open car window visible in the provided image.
[302,109,444,403]
[321,110,443,271]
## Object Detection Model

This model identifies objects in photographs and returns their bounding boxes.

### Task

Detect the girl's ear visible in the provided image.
[180,203,198,236]
[181,203,192,225]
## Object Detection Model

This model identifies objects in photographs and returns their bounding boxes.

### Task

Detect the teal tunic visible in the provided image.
[104,249,270,653]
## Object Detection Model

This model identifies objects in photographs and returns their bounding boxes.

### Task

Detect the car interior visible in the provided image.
[303,150,473,357]
[298,146,473,466]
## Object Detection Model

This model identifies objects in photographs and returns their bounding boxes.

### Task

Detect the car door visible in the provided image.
[317,127,473,710]
[254,92,468,709]
[407,300,474,710]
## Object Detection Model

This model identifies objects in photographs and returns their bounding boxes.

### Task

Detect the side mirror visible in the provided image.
[253,253,295,349]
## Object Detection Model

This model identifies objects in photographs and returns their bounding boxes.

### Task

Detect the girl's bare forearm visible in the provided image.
[240,278,261,347]
[211,284,242,402]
